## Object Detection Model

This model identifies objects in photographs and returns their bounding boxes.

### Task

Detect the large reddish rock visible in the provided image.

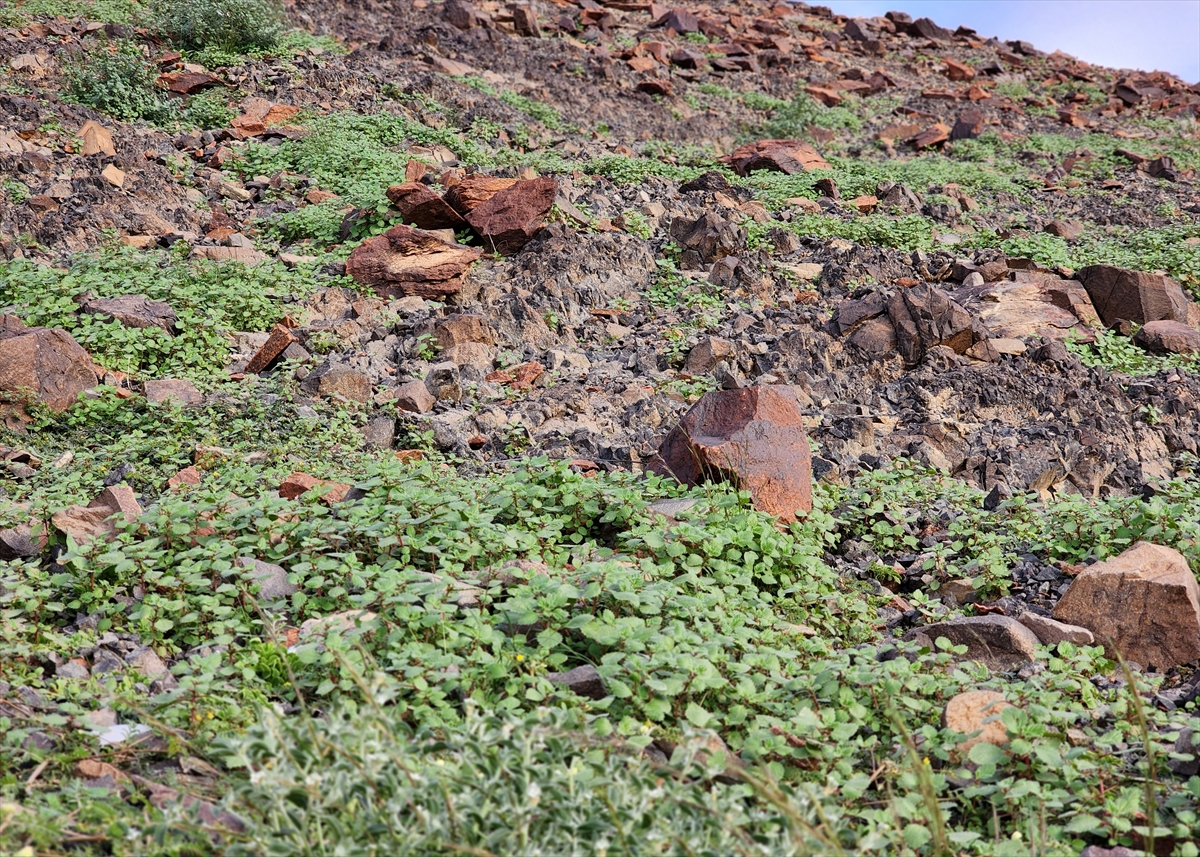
[465,176,558,255]
[51,485,142,545]
[80,295,177,332]
[385,182,468,231]
[720,139,830,176]
[648,386,812,522]
[1077,265,1189,326]
[1052,542,1200,670]
[444,175,518,215]
[345,225,482,298]
[0,315,97,413]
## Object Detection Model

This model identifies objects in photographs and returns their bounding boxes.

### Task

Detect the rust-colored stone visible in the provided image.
[0,315,97,413]
[648,386,813,522]
[444,174,518,215]
[244,324,297,374]
[719,139,830,176]
[385,182,468,230]
[278,472,350,504]
[345,225,482,299]
[1077,265,1189,326]
[465,176,558,255]
[1052,542,1200,670]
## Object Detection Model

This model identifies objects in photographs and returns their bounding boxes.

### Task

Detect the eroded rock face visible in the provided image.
[0,315,97,414]
[956,279,1096,343]
[1133,320,1200,354]
[887,284,990,365]
[1078,265,1189,326]
[385,182,468,231]
[345,225,482,298]
[648,385,812,522]
[1052,541,1200,670]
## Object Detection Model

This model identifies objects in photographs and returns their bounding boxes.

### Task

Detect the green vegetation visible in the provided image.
[458,75,564,131]
[145,0,286,53]
[0,0,140,26]
[62,41,177,125]
[0,246,335,379]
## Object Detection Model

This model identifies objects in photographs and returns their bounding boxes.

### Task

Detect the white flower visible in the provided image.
[526,781,542,806]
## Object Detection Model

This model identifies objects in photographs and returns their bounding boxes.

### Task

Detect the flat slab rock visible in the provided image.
[648,385,812,522]
[720,139,830,176]
[1052,541,1200,670]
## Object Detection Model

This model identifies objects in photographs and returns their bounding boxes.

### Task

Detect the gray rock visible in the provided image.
[546,664,608,700]
[1019,612,1094,646]
[301,363,372,403]
[125,645,169,679]
[90,649,124,675]
[144,378,204,406]
[1168,727,1200,777]
[913,616,1040,669]
[56,659,90,679]
[362,416,396,449]
[425,362,462,402]
[237,557,298,601]
[80,294,176,332]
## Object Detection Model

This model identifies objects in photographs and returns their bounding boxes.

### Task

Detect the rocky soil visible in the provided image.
[3,0,1200,852]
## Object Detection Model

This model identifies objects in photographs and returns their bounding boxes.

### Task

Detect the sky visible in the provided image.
[816,0,1200,83]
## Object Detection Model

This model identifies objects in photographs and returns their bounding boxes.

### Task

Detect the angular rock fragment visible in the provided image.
[51,485,142,545]
[1077,265,1188,326]
[278,472,350,504]
[392,379,436,413]
[1052,542,1200,670]
[144,379,203,406]
[244,324,297,374]
[0,315,97,414]
[682,337,733,375]
[444,175,518,215]
[720,139,830,176]
[669,211,746,267]
[887,285,990,365]
[546,664,608,699]
[649,386,813,522]
[385,182,468,231]
[466,176,558,255]
[300,364,371,403]
[956,279,1097,343]
[1019,613,1094,646]
[346,225,482,299]
[511,5,541,37]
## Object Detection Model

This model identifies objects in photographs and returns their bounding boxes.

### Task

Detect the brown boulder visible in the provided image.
[385,182,467,231]
[466,177,558,255]
[0,315,97,413]
[648,386,812,522]
[1077,265,1188,326]
[956,279,1096,343]
[720,139,830,176]
[1133,320,1200,355]
[433,314,497,349]
[345,225,482,299]
[144,378,204,406]
[1052,542,1200,670]
[51,485,142,545]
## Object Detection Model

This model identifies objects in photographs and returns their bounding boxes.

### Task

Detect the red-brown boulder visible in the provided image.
[0,315,97,413]
[465,176,558,255]
[345,225,482,298]
[1078,265,1189,326]
[385,182,468,231]
[720,139,830,176]
[648,386,812,522]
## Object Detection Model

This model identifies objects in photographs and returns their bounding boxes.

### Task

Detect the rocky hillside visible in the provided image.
[2,0,1200,854]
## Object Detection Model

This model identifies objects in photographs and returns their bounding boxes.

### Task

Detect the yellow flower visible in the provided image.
[515,654,524,662]
[922,757,930,766]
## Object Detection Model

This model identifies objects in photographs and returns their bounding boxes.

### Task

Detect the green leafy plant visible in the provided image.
[62,41,176,124]
[145,0,286,53]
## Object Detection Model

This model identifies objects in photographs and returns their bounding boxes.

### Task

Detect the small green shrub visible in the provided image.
[181,88,236,129]
[62,41,176,124]
[145,0,286,53]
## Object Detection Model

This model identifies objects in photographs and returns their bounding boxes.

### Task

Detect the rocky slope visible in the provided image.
[3,0,1200,853]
